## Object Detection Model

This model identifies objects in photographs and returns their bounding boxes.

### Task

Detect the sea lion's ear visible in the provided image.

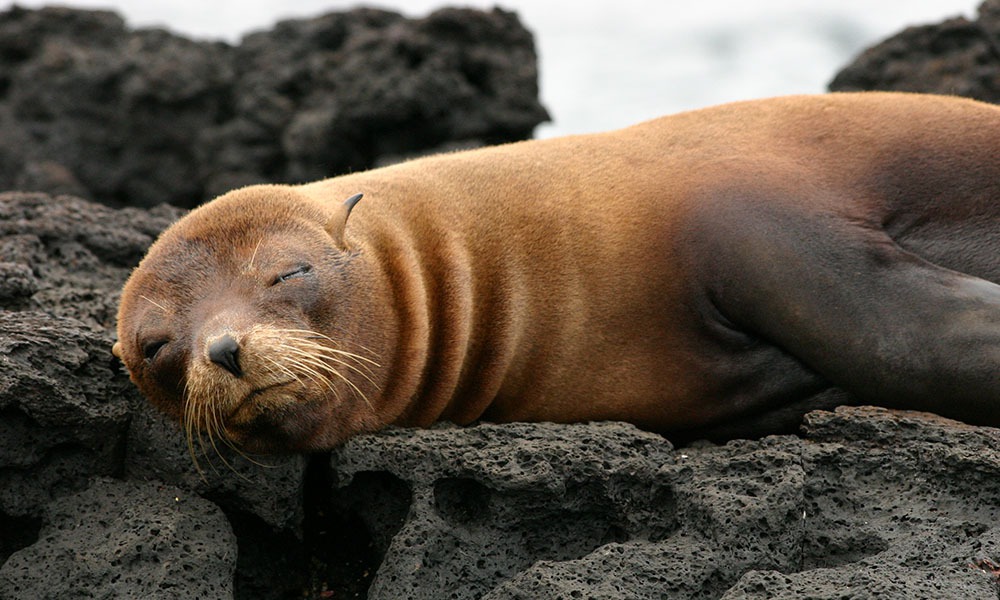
[326,193,363,251]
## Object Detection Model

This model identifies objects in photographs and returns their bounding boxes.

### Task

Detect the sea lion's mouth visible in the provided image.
[246,380,296,401]
[225,380,298,424]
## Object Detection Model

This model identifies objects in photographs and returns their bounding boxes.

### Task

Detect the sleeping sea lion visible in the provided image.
[114,92,1000,452]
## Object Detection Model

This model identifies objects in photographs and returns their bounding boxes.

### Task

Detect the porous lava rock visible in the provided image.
[324,408,1000,599]
[0,478,237,599]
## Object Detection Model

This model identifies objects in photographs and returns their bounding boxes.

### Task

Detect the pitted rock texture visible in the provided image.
[0,477,237,599]
[329,422,678,599]
[0,5,548,208]
[0,191,180,326]
[326,408,1000,600]
[0,310,130,520]
[830,0,1000,101]
[124,395,307,533]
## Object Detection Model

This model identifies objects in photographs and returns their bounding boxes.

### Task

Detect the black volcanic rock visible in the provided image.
[328,421,677,599]
[0,191,180,326]
[0,5,548,208]
[317,408,1000,599]
[830,0,1000,101]
[8,3,1000,599]
[0,478,237,598]
[0,311,130,521]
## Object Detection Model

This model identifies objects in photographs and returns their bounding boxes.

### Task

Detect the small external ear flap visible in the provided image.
[112,341,123,359]
[326,193,364,250]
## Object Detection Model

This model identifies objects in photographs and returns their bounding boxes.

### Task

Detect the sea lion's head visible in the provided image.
[114,185,381,454]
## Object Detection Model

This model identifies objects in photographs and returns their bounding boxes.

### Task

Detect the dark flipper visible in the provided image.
[689,195,1000,427]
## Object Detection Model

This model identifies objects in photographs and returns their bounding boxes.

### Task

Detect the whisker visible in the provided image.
[274,334,380,382]
[206,398,237,474]
[279,350,337,392]
[139,294,170,313]
[259,354,300,383]
[245,236,265,273]
[273,335,377,410]
[302,349,380,388]
[270,328,381,365]
[193,396,213,475]
[183,381,207,480]
[282,346,372,409]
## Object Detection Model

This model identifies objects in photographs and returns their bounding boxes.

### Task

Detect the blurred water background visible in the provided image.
[1,0,982,137]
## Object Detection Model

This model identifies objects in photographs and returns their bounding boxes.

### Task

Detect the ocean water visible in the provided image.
[2,0,983,137]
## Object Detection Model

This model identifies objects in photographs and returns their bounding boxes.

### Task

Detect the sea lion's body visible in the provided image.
[115,92,1000,452]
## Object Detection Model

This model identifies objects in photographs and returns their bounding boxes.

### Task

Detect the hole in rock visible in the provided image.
[307,462,409,598]
[0,511,42,565]
[434,477,491,525]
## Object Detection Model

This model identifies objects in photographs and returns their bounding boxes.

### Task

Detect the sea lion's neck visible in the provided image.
[357,206,526,428]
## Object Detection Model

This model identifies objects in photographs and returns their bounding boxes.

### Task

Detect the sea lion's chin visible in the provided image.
[222,405,310,455]
[222,392,360,454]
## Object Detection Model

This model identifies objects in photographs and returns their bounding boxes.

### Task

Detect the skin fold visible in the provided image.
[114,92,1000,453]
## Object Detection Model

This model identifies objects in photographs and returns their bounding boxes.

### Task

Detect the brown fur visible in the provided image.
[115,92,1000,452]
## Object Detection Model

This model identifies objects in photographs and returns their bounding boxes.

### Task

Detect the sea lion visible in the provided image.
[114,91,1000,453]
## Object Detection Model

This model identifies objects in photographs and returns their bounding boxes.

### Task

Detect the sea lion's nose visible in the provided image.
[208,334,243,378]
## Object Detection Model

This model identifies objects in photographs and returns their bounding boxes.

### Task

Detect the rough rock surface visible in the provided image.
[830,0,1000,100]
[325,409,1000,599]
[0,5,548,208]
[0,477,237,599]
[0,310,129,519]
[5,4,1000,599]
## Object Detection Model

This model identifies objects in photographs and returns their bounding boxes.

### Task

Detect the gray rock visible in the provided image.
[0,477,237,599]
[830,0,1000,101]
[483,539,723,599]
[720,566,996,600]
[0,311,130,519]
[0,5,548,208]
[0,262,36,308]
[328,422,678,599]
[0,191,181,327]
[323,409,1000,599]
[124,396,307,533]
